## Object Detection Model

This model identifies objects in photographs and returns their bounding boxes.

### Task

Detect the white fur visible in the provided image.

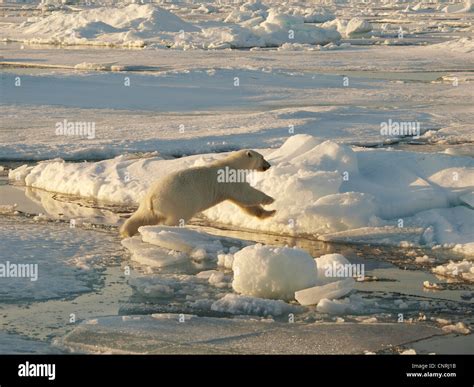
[120,150,275,237]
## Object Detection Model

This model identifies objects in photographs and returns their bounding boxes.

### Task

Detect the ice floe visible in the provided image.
[11,134,474,254]
[121,225,247,268]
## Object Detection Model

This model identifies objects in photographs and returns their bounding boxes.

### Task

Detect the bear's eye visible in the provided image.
[246,151,252,158]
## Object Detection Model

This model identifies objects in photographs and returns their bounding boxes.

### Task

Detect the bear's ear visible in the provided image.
[246,151,252,158]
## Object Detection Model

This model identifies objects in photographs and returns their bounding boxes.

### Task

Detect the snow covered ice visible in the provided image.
[3,3,341,49]
[11,134,474,255]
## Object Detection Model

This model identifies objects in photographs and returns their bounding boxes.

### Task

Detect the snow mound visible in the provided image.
[16,4,198,46]
[345,18,373,37]
[232,244,317,301]
[253,9,341,47]
[176,8,341,49]
[14,3,341,49]
[405,207,474,254]
[322,17,372,38]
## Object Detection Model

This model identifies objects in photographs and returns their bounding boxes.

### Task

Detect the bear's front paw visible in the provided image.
[262,195,275,205]
[260,209,276,219]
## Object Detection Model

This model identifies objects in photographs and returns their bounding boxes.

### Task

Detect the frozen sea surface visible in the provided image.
[0,184,472,354]
[0,216,117,302]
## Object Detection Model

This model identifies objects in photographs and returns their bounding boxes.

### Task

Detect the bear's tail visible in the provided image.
[119,210,165,238]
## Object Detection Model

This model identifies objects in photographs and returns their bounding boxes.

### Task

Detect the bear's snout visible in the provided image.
[261,161,271,171]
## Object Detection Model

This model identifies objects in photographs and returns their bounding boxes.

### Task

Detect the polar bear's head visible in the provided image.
[232,149,271,172]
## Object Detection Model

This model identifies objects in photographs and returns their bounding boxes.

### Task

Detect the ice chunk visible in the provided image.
[197,270,231,288]
[316,295,371,315]
[345,18,372,37]
[129,276,175,298]
[217,252,234,270]
[211,294,301,317]
[441,322,470,335]
[317,298,350,315]
[453,243,474,256]
[432,260,474,282]
[139,226,224,257]
[0,204,18,215]
[295,278,355,306]
[74,62,126,71]
[232,244,317,301]
[415,255,435,264]
[121,236,188,268]
[8,164,33,183]
[423,281,442,290]
[315,253,351,285]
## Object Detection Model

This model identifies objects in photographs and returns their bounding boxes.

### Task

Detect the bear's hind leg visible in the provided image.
[163,215,187,226]
[120,211,165,238]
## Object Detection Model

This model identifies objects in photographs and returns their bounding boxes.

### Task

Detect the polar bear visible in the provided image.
[120,150,276,238]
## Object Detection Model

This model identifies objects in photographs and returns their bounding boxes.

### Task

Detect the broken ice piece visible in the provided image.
[423,281,442,290]
[441,322,471,335]
[295,278,355,306]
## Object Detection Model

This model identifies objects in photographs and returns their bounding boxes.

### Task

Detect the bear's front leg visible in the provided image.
[239,205,276,219]
[227,184,275,208]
